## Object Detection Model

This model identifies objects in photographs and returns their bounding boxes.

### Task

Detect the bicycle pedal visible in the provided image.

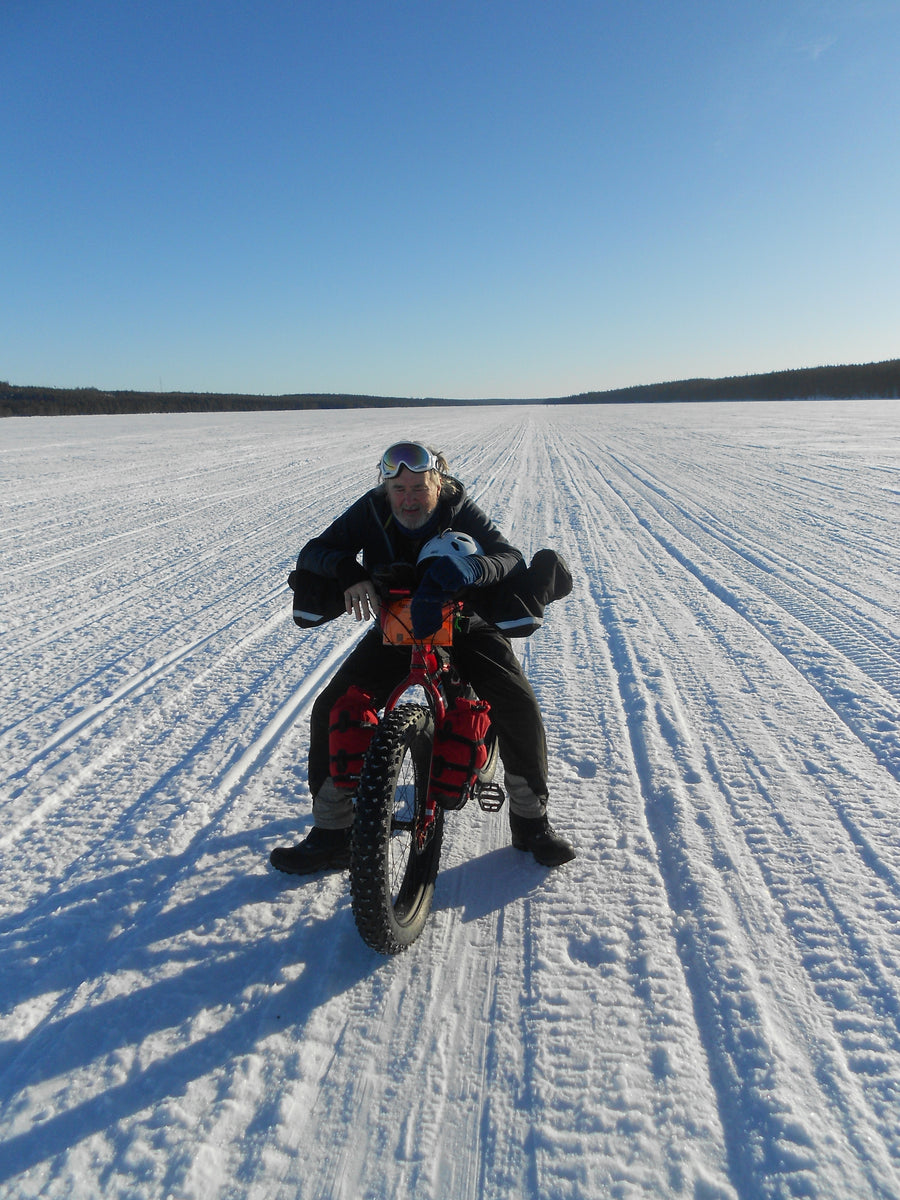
[475,782,506,812]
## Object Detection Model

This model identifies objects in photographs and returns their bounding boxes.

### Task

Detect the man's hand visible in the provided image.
[344,580,380,622]
[420,554,484,594]
[410,588,445,638]
[410,554,485,637]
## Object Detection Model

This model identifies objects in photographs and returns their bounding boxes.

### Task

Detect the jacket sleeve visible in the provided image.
[454,499,524,588]
[295,494,372,590]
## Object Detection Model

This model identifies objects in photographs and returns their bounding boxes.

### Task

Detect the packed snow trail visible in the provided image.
[1,400,898,1199]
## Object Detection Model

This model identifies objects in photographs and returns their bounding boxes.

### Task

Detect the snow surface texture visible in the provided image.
[1,400,899,1200]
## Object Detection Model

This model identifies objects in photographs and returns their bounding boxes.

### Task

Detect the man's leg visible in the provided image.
[306,629,411,799]
[271,629,410,874]
[451,627,549,800]
[452,628,575,866]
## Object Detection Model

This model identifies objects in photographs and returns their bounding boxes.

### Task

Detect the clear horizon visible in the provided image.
[2,1,898,400]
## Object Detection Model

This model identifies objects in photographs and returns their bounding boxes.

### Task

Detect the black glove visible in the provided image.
[410,586,446,638]
[410,556,484,637]
[420,555,484,594]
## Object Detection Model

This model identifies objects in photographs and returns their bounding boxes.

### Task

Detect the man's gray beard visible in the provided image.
[395,511,433,531]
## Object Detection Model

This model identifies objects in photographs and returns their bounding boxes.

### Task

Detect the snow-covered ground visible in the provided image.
[1,399,899,1200]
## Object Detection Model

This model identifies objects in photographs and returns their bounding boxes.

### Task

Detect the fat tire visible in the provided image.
[350,704,443,954]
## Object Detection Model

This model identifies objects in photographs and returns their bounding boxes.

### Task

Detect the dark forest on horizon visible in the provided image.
[2,359,898,417]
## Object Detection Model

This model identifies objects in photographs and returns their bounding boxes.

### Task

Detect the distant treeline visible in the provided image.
[560,359,900,406]
[0,385,449,419]
[2,359,898,417]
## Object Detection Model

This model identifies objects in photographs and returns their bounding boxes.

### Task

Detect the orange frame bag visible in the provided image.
[380,597,455,646]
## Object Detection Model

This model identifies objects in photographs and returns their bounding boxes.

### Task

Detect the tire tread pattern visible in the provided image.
[350,704,443,954]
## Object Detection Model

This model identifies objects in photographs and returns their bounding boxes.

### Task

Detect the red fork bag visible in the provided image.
[329,685,379,788]
[429,697,491,808]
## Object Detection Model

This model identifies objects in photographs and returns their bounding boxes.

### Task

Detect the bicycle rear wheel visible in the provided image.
[350,703,443,954]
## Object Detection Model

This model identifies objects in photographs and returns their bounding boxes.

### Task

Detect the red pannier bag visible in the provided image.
[428,697,491,810]
[329,685,379,788]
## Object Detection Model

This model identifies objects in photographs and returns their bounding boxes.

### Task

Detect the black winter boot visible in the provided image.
[509,813,576,867]
[269,826,352,875]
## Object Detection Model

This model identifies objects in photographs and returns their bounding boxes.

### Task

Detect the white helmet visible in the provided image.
[417,530,483,565]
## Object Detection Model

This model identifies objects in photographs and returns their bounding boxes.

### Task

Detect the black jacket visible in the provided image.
[296,479,522,592]
[290,480,571,636]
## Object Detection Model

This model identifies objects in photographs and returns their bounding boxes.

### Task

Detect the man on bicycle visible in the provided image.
[270,440,576,875]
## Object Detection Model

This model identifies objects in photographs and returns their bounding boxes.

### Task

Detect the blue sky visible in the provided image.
[2,0,898,399]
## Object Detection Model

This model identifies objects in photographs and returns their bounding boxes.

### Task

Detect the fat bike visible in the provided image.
[346,592,505,955]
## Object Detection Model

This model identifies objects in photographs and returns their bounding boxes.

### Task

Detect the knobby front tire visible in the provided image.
[350,704,443,955]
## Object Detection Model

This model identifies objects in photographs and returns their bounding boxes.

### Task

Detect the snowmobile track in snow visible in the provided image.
[1,401,899,1200]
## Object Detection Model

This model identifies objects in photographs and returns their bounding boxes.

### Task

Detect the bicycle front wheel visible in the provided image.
[350,703,443,955]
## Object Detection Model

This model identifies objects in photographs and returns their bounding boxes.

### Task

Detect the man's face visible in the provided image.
[385,466,441,529]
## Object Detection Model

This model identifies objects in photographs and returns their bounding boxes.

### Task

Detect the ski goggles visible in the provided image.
[378,441,439,480]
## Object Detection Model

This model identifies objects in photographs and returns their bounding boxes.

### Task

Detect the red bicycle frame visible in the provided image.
[379,592,462,847]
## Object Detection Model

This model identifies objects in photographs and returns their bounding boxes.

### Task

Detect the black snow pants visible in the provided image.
[307,622,549,801]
